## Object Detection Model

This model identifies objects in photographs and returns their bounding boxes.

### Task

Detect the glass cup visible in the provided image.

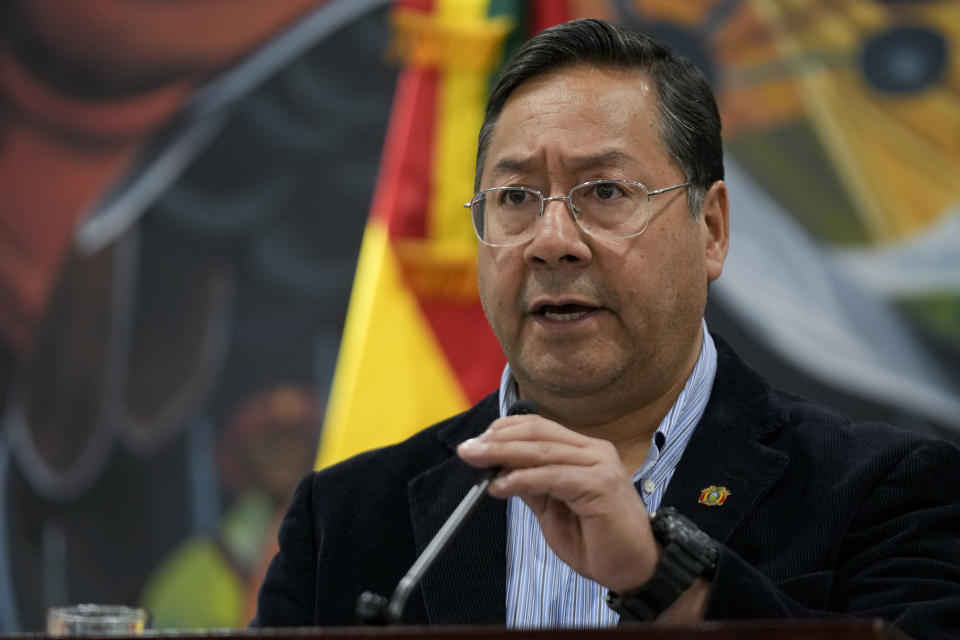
[47,604,149,636]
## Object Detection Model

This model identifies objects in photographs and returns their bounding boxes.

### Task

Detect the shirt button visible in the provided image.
[642,479,656,494]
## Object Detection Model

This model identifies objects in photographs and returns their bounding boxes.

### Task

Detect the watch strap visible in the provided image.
[605,540,700,621]
[606,506,719,621]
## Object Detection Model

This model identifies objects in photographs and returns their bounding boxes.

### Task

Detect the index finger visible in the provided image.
[482,414,594,448]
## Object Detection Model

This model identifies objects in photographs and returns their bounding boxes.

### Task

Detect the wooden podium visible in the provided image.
[5,619,911,639]
[241,620,911,639]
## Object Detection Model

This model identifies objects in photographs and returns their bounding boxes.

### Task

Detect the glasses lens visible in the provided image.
[471,187,541,245]
[570,180,649,239]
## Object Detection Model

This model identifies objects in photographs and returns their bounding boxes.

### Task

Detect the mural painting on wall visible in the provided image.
[0,0,957,631]
[0,0,397,629]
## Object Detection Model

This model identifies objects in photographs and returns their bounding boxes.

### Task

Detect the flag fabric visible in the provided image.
[317,0,571,468]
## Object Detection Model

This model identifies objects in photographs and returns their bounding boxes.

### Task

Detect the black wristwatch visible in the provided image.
[605,506,719,621]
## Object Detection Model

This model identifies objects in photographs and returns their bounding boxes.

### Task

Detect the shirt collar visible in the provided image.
[497,319,717,476]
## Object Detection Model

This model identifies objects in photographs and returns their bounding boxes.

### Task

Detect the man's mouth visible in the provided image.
[535,304,597,322]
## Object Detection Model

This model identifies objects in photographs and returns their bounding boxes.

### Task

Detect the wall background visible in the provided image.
[0,0,957,631]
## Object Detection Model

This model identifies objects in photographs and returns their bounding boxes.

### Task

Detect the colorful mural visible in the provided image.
[0,0,956,632]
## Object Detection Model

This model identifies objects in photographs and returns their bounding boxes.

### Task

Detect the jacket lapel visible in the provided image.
[661,423,787,543]
[662,335,789,543]
[406,396,506,625]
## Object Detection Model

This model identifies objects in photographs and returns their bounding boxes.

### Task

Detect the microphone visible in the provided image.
[356,399,539,625]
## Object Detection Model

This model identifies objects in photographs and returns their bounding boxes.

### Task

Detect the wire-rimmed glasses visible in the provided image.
[464,179,690,247]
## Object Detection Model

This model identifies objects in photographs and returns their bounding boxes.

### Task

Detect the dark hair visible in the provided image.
[476,18,723,216]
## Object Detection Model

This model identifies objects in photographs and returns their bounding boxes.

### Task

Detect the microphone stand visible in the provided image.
[356,399,538,625]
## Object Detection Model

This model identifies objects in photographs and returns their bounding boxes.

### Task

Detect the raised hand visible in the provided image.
[458,412,659,593]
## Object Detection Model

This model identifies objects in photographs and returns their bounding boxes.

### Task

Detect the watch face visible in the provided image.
[652,507,719,568]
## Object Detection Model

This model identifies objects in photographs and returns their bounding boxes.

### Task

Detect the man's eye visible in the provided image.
[594,182,623,200]
[502,189,529,206]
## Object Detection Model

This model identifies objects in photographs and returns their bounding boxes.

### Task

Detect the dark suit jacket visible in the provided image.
[252,336,960,639]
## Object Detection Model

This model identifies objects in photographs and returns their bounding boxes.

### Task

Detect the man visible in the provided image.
[252,19,960,638]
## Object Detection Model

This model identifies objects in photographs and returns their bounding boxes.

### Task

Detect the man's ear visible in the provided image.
[700,180,729,282]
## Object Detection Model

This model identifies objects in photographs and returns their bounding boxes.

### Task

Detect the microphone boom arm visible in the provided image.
[356,399,538,625]
[386,468,496,622]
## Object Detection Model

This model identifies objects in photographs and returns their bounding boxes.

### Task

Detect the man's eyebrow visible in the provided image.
[567,151,633,169]
[489,151,634,177]
[490,157,534,176]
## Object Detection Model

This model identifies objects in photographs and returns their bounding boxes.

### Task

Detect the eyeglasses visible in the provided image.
[464,179,690,246]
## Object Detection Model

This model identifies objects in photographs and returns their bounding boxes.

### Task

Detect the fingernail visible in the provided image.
[459,438,487,453]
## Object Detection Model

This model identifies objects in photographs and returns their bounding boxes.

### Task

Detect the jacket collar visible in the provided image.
[407,394,505,624]
[661,334,789,543]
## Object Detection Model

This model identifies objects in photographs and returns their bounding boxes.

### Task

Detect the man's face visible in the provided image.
[477,65,728,420]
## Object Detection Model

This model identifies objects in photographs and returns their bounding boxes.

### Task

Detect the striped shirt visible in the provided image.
[497,321,718,628]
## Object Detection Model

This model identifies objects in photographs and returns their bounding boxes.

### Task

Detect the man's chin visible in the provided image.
[512,356,627,399]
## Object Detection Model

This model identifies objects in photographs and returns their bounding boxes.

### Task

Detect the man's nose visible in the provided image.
[523,197,591,266]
